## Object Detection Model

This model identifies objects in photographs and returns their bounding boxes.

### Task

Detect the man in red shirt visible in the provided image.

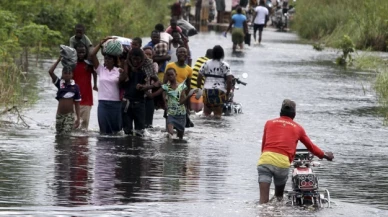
[73,43,98,130]
[257,99,334,204]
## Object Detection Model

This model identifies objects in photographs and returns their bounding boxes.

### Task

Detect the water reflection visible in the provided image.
[54,136,91,206]
[53,136,203,206]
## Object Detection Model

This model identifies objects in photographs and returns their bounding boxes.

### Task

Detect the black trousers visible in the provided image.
[145,97,155,127]
[122,100,145,135]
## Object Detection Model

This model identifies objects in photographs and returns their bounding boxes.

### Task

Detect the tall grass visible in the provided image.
[292,0,388,51]
[374,67,388,119]
[0,63,27,108]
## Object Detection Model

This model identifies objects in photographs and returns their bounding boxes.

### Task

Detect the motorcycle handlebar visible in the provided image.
[235,79,247,86]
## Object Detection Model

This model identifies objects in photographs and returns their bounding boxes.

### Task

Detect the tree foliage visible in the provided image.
[0,0,174,108]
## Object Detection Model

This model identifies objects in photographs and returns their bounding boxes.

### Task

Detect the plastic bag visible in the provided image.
[59,45,77,71]
[103,39,123,56]
[177,19,198,37]
[111,36,132,46]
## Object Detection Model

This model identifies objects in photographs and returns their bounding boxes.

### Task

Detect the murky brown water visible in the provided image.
[1,29,388,216]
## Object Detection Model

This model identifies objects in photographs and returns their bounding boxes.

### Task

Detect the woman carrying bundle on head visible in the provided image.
[90,37,123,135]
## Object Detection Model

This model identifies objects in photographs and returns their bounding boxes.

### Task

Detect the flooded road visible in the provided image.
[1,29,388,216]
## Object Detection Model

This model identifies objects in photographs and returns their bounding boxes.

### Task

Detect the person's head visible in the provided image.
[104,54,119,69]
[151,30,160,44]
[205,49,213,59]
[236,6,242,14]
[212,45,225,60]
[143,46,154,59]
[280,99,296,119]
[165,67,177,83]
[155,23,165,32]
[259,0,265,6]
[171,31,181,42]
[61,67,73,82]
[74,24,85,40]
[75,43,87,61]
[129,48,144,67]
[176,46,188,62]
[170,18,178,29]
[131,37,142,49]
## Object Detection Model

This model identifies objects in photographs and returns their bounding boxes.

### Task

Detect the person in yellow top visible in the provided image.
[164,46,192,89]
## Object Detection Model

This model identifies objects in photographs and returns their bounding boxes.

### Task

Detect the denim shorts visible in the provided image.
[257,164,289,186]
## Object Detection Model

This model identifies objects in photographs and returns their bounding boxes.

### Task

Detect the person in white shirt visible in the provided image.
[252,0,269,44]
[197,45,233,119]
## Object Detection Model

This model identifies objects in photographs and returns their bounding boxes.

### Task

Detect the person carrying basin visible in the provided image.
[257,99,334,204]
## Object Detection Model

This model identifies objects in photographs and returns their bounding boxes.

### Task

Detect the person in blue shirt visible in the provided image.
[225,6,248,52]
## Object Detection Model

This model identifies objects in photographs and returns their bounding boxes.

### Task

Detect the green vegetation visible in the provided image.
[0,0,173,109]
[292,0,388,119]
[335,35,355,67]
[292,0,388,51]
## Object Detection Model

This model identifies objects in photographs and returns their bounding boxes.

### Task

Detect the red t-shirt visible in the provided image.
[261,116,325,163]
[73,61,94,106]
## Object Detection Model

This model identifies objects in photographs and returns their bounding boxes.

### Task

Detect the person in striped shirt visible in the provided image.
[189,49,212,112]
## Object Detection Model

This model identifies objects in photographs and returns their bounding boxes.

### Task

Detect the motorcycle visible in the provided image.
[223,73,248,115]
[271,6,288,31]
[286,149,331,208]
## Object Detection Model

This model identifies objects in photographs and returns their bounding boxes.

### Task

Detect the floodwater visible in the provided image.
[1,29,388,217]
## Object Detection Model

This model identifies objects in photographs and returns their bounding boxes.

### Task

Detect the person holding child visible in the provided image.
[119,48,149,136]
[48,57,81,135]
[91,37,122,134]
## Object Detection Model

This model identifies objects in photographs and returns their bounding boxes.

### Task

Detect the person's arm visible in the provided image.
[153,54,171,62]
[226,75,233,96]
[185,78,191,92]
[84,35,93,48]
[91,37,113,70]
[48,56,61,83]
[299,127,327,159]
[265,9,269,26]
[179,88,196,104]
[243,20,248,34]
[73,87,82,128]
[261,122,267,153]
[74,101,80,128]
[119,65,129,87]
[92,68,98,91]
[197,73,203,90]
[252,9,258,25]
[149,87,164,98]
[226,19,235,33]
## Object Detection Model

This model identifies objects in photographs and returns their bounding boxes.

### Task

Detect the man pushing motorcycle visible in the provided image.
[257,99,334,204]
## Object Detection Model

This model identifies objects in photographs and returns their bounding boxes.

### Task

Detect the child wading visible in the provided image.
[150,68,196,139]
[48,57,81,134]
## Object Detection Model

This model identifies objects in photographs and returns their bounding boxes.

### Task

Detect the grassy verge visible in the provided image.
[292,0,388,51]
[292,0,388,119]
